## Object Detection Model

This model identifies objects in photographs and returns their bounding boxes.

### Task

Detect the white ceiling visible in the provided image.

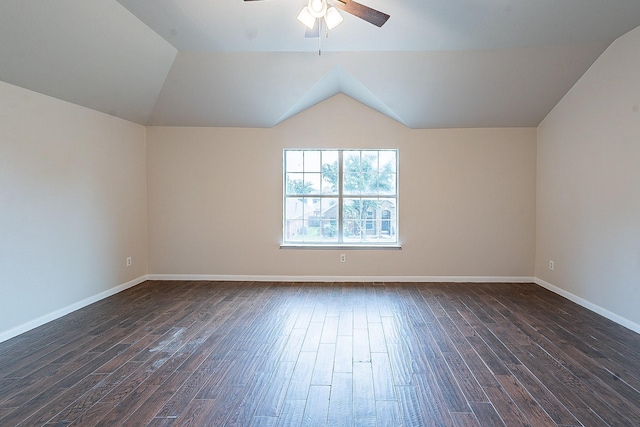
[1,0,640,128]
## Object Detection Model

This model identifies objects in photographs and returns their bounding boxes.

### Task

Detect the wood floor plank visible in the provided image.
[334,334,353,374]
[0,346,125,420]
[5,334,96,379]
[15,372,108,426]
[370,352,395,401]
[153,357,221,419]
[276,399,306,427]
[385,341,413,386]
[396,318,431,375]
[0,407,16,420]
[337,311,353,337]
[1,281,640,427]
[286,351,317,400]
[395,385,431,426]
[51,361,144,423]
[300,385,330,427]
[375,400,401,427]
[353,307,368,330]
[253,360,296,418]
[428,357,471,413]
[320,316,339,344]
[413,372,456,426]
[327,372,353,427]
[381,317,413,386]
[172,398,214,427]
[483,386,530,427]
[440,351,487,404]
[120,370,192,427]
[353,328,371,363]
[495,374,557,427]
[97,369,191,427]
[468,401,506,427]
[301,322,324,353]
[451,411,481,427]
[249,416,278,427]
[311,343,335,386]
[280,329,307,363]
[225,367,276,427]
[506,364,580,426]
[70,401,117,426]
[353,362,376,419]
[367,322,386,354]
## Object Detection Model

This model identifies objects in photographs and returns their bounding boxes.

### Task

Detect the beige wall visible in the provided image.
[147,95,536,279]
[0,81,148,338]
[537,26,640,327]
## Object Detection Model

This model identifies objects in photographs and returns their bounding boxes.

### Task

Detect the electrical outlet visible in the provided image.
[549,260,554,271]
[126,257,132,267]
[340,254,346,263]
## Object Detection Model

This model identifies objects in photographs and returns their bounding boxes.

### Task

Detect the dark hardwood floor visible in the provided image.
[1,281,639,426]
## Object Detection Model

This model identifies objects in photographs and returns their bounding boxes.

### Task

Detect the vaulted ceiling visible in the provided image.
[2,0,640,128]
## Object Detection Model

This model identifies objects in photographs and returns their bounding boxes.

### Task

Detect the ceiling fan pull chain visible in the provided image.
[318,19,322,55]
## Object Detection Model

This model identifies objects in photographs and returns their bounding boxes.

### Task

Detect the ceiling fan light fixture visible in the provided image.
[324,6,343,30]
[297,6,316,29]
[308,0,327,18]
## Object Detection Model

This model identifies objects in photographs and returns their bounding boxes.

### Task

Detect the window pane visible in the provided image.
[286,173,304,195]
[343,198,361,219]
[321,151,339,195]
[344,151,360,173]
[379,150,396,173]
[320,198,338,219]
[362,151,378,173]
[286,151,304,172]
[304,173,322,194]
[284,197,308,242]
[378,150,397,196]
[343,173,361,195]
[343,219,362,241]
[373,198,396,241]
[320,198,339,242]
[362,172,378,194]
[304,150,321,172]
[378,172,396,195]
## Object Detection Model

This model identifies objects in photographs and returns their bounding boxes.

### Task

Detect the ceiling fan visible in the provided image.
[244,0,390,29]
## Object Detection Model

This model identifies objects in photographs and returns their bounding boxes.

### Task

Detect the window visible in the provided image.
[283,149,398,246]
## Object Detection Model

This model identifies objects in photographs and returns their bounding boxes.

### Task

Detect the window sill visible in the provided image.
[280,244,402,250]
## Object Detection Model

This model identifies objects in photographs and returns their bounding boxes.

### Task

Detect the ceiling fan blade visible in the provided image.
[332,0,390,27]
[305,20,320,38]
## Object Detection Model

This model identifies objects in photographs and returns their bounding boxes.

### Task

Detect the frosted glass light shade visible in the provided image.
[324,7,343,30]
[297,7,316,29]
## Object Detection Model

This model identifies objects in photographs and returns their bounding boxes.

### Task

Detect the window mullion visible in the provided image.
[338,150,344,244]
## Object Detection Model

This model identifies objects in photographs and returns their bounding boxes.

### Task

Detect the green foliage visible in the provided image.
[321,153,395,195]
[286,178,314,195]
[321,161,338,193]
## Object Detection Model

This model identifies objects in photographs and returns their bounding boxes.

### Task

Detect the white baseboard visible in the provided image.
[148,274,536,283]
[0,275,149,344]
[534,277,640,334]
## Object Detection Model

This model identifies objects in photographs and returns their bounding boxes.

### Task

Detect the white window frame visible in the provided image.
[281,149,400,249]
